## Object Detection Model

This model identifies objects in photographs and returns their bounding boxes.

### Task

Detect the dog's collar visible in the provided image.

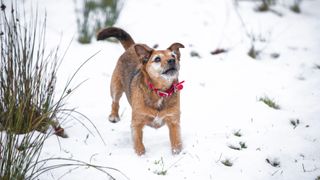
[146,80,185,97]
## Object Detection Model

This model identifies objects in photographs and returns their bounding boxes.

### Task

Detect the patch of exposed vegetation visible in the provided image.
[259,96,280,110]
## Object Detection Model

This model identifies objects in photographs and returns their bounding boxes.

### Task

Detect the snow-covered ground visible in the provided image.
[22,0,320,179]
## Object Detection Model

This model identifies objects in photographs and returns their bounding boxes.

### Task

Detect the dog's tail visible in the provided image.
[96,27,135,50]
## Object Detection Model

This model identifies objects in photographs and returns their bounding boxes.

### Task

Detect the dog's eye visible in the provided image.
[154,56,161,63]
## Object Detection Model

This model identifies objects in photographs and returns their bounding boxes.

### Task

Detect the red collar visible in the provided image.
[147,80,185,97]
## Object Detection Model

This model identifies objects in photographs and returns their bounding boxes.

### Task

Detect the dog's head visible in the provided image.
[135,43,184,88]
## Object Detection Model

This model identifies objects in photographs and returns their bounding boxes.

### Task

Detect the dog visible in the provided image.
[97,27,184,155]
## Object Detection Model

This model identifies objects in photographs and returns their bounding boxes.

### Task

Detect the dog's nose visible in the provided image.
[168,59,175,65]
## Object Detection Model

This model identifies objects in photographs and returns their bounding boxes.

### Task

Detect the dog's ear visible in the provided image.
[168,43,184,59]
[134,44,153,64]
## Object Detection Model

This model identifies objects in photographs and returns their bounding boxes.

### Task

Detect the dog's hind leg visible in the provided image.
[109,74,123,123]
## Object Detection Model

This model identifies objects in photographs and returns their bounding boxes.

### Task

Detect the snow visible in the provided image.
[18,0,320,179]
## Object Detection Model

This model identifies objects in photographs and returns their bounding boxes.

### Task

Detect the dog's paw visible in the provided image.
[172,147,182,155]
[172,143,182,155]
[135,146,146,156]
[108,115,120,123]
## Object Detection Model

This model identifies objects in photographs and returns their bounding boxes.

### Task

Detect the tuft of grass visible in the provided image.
[221,159,233,167]
[290,0,302,13]
[0,2,122,180]
[233,129,242,137]
[239,141,247,149]
[290,118,300,129]
[270,52,280,59]
[266,158,281,167]
[259,96,280,110]
[256,1,269,12]
[316,176,320,180]
[248,44,260,59]
[0,3,68,179]
[228,144,241,151]
[228,141,248,151]
[190,50,201,58]
[153,157,167,176]
[290,4,300,13]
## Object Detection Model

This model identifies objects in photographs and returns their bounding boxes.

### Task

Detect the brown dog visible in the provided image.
[97,27,184,155]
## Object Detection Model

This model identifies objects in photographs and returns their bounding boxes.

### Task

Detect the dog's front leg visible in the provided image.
[166,119,182,154]
[131,117,145,155]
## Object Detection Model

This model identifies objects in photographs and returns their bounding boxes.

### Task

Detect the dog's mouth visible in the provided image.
[162,67,177,76]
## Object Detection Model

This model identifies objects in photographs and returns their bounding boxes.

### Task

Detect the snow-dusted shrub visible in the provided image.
[75,0,123,44]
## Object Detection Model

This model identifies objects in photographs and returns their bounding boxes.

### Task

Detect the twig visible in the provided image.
[166,155,185,171]
[302,163,306,172]
[215,153,223,163]
[302,163,319,172]
[89,153,99,164]
[271,169,280,176]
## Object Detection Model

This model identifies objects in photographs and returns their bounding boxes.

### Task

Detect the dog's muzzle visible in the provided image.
[162,59,178,76]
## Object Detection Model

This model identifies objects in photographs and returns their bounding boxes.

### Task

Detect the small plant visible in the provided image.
[190,50,201,58]
[221,158,233,167]
[233,129,242,137]
[248,45,260,59]
[256,0,273,12]
[259,96,280,110]
[210,48,228,55]
[228,144,241,151]
[153,157,167,176]
[315,175,320,180]
[290,118,300,129]
[239,141,247,149]
[270,52,280,59]
[290,0,302,13]
[228,141,248,151]
[255,0,283,16]
[266,158,280,167]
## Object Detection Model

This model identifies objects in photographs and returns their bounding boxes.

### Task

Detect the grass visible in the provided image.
[248,45,260,59]
[221,158,233,167]
[266,158,281,167]
[290,118,300,129]
[75,0,122,44]
[0,2,66,178]
[0,2,123,179]
[239,141,247,149]
[256,0,270,12]
[228,144,241,151]
[233,129,242,137]
[290,0,302,13]
[153,157,167,176]
[228,141,248,151]
[259,96,280,110]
